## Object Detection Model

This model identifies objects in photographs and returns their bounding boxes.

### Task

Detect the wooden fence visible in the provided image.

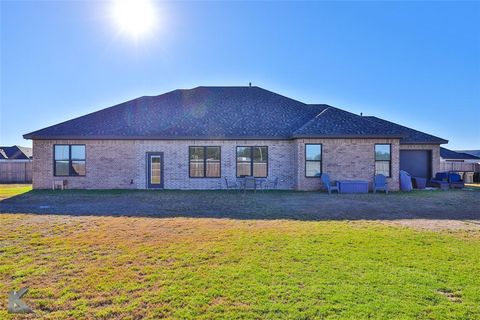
[0,160,33,183]
[440,161,480,173]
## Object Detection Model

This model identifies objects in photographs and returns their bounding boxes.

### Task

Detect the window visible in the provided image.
[189,146,220,178]
[236,146,268,177]
[150,156,161,184]
[375,144,391,177]
[54,145,86,176]
[305,144,322,177]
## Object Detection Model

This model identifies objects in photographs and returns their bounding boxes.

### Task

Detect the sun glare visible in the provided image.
[112,0,157,38]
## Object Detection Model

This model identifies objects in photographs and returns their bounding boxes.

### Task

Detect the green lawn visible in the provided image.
[0,184,31,200]
[1,186,479,319]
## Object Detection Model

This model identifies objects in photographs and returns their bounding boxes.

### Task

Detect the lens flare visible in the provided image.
[112,0,157,38]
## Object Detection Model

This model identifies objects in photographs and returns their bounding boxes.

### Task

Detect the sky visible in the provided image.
[1,0,479,150]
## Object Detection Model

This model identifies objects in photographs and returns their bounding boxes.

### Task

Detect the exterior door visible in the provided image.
[147,152,163,189]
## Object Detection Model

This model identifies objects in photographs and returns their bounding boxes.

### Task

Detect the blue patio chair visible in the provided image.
[429,172,449,190]
[373,174,388,194]
[448,172,465,189]
[321,174,339,194]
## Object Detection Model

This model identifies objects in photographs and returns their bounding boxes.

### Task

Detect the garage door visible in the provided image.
[400,150,432,179]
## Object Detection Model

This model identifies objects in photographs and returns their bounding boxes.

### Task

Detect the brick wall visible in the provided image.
[295,138,401,191]
[32,138,412,191]
[134,140,295,189]
[32,139,296,190]
[32,140,137,189]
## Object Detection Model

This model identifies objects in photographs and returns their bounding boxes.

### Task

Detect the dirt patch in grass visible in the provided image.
[385,219,480,231]
[437,288,463,303]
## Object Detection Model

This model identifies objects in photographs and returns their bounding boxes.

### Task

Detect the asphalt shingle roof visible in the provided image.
[23,86,447,144]
[365,116,448,144]
[440,147,480,160]
[293,106,401,138]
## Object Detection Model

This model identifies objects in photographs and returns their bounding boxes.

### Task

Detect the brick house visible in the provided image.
[23,86,447,190]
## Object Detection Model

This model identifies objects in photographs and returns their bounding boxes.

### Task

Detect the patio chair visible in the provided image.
[321,174,339,194]
[373,174,388,194]
[243,176,256,193]
[264,177,279,190]
[447,172,465,189]
[224,177,240,192]
[429,172,449,190]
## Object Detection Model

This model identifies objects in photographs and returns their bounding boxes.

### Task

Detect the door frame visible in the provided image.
[146,152,164,189]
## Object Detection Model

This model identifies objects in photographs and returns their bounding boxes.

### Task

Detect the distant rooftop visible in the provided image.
[455,150,480,158]
[440,147,480,160]
[0,145,32,160]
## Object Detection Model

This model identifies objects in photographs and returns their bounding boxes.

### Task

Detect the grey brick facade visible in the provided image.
[31,139,440,191]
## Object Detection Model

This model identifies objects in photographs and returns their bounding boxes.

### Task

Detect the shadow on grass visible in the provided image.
[1,188,479,221]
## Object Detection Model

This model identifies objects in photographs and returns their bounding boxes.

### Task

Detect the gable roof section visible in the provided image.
[365,116,448,144]
[293,106,402,138]
[440,147,480,160]
[23,86,446,143]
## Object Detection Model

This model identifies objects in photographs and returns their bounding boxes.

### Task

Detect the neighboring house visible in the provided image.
[0,145,32,160]
[0,145,33,183]
[23,86,448,190]
[439,148,480,182]
[440,148,480,163]
[454,150,480,160]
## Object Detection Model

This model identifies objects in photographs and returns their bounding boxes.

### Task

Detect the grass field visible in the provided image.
[1,185,479,319]
[0,184,31,200]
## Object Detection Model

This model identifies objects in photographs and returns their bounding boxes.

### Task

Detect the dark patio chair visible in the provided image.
[429,172,449,190]
[321,174,339,194]
[243,176,256,193]
[373,174,388,194]
[447,172,465,189]
[264,177,279,190]
[224,177,240,192]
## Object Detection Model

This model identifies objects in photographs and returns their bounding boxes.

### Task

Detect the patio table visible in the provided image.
[237,177,265,190]
[338,180,369,193]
